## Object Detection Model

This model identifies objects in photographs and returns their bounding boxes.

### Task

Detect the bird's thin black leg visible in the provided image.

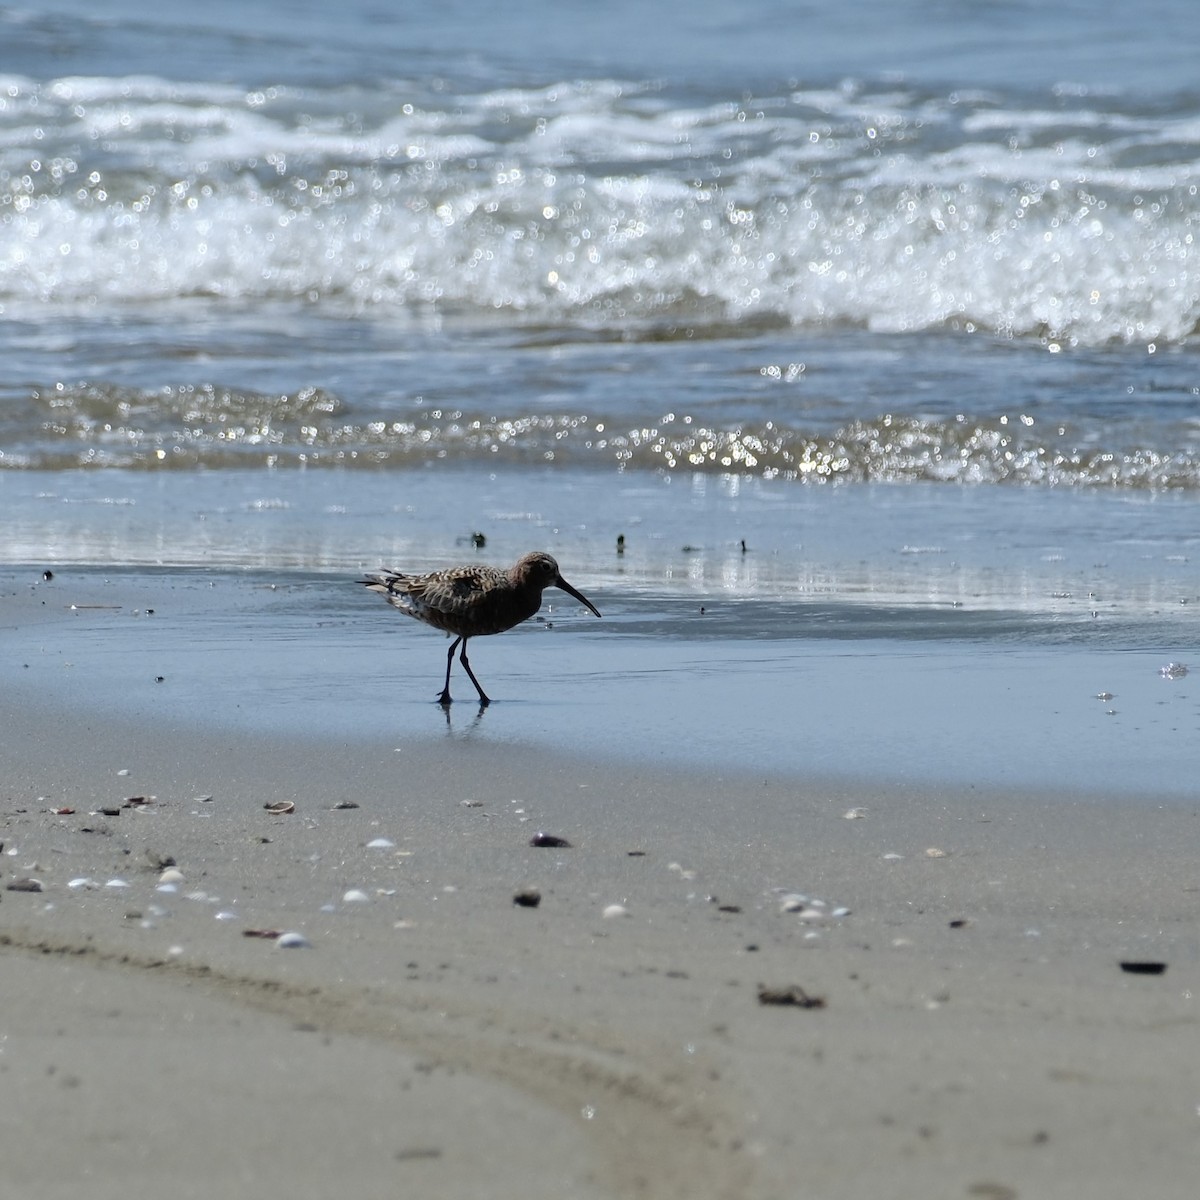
[458,638,490,707]
[439,636,460,705]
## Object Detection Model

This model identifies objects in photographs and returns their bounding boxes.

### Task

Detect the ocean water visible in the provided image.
[2,0,1198,794]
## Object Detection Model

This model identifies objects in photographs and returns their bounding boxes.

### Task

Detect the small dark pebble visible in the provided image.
[949,918,969,928]
[718,905,742,913]
[627,850,646,857]
[6,878,44,893]
[529,832,572,848]
[1119,961,1167,975]
[98,807,122,817]
[513,888,542,908]
[757,984,826,1009]
[333,801,360,810]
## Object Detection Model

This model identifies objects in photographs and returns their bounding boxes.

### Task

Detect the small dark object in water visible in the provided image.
[1119,960,1167,975]
[155,676,165,683]
[529,832,572,848]
[42,570,54,581]
[513,888,542,908]
[757,983,826,1009]
[616,534,625,555]
[471,532,486,548]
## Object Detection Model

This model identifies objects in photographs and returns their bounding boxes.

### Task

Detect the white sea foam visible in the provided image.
[0,75,1196,345]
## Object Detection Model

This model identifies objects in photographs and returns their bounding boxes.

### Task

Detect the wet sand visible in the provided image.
[3,665,1199,1199]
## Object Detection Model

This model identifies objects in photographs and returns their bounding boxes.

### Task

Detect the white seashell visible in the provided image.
[779,894,808,913]
[104,878,131,889]
[342,889,370,904]
[602,904,631,919]
[275,931,312,949]
[925,847,948,858]
[68,877,99,890]
[831,906,852,918]
[882,853,904,861]
[366,837,395,849]
[843,807,866,819]
[214,910,239,921]
[158,868,185,884]
[156,883,179,894]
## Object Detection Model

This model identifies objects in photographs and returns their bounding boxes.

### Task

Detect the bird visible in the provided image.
[361,551,601,706]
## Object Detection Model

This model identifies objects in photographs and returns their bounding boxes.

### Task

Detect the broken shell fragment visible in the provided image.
[757,984,826,1009]
[1119,961,1167,975]
[275,931,312,949]
[530,832,572,848]
[264,801,295,815]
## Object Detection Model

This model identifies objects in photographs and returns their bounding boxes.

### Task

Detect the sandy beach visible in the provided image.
[5,0,1200,1192]
[4,595,1199,1199]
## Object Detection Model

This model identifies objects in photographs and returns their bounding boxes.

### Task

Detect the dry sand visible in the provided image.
[3,681,1199,1200]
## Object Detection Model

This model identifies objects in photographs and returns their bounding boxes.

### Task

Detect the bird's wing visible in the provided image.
[362,567,498,620]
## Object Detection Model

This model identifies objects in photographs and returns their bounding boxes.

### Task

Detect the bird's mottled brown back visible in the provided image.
[363,560,549,638]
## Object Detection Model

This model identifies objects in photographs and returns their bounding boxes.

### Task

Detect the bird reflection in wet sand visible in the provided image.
[361,551,602,706]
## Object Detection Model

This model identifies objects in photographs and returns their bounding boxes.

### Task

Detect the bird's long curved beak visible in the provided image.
[555,576,602,618]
